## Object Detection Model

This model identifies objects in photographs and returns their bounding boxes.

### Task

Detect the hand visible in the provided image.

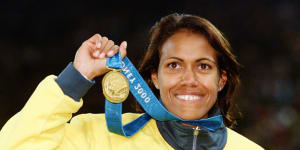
[73,34,127,80]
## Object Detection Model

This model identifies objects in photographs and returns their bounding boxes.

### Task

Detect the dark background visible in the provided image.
[0,1,299,149]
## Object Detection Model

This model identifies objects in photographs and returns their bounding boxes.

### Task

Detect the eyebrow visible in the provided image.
[167,56,217,64]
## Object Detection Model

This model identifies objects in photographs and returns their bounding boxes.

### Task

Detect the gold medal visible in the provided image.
[102,70,129,103]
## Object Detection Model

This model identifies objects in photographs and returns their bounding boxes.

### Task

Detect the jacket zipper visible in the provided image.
[192,126,201,150]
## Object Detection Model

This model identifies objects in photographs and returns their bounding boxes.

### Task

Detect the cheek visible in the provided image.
[157,72,180,97]
[200,74,220,94]
[202,77,219,89]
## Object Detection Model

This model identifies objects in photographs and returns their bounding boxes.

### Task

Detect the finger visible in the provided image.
[100,36,108,50]
[107,45,120,57]
[95,38,102,49]
[81,40,96,54]
[81,34,102,53]
[98,37,109,58]
[88,34,102,44]
[103,40,114,53]
[93,36,103,58]
[119,41,127,59]
[92,50,100,58]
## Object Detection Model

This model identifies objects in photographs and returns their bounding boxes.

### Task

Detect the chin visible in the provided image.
[177,113,205,120]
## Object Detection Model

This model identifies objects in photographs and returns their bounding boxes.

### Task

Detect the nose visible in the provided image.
[180,68,199,87]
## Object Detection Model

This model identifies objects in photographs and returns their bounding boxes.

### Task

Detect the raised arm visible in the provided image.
[0,34,127,150]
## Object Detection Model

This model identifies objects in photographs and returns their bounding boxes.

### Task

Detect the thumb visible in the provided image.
[119,41,127,59]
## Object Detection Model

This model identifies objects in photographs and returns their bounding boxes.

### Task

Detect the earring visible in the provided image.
[151,80,159,89]
[218,87,223,91]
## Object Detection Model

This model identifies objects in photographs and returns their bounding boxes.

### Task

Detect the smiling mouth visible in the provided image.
[176,95,203,101]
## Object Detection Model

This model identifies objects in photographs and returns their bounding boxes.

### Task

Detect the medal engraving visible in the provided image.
[102,70,129,103]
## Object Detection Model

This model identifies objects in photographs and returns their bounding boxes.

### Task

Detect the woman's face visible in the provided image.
[151,29,227,120]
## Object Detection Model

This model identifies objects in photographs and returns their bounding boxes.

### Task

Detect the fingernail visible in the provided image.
[107,51,114,56]
[93,50,99,57]
[99,52,105,58]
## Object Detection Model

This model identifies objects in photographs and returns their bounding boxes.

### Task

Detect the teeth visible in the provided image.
[176,95,201,101]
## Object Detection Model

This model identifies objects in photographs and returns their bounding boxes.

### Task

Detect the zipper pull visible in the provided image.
[193,126,201,136]
[192,126,201,150]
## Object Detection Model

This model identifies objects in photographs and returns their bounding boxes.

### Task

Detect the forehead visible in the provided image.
[160,29,217,61]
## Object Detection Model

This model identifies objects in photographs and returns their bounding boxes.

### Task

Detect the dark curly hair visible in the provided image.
[138,13,241,128]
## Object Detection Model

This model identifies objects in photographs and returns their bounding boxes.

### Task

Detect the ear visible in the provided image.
[151,71,159,89]
[218,70,227,91]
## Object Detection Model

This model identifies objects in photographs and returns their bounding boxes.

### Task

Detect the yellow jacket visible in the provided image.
[0,76,264,150]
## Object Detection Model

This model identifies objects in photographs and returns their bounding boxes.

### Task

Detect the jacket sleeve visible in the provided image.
[0,75,83,150]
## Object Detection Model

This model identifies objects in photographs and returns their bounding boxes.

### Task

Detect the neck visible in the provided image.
[180,114,208,128]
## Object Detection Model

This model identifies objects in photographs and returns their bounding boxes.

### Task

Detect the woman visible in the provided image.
[0,13,263,149]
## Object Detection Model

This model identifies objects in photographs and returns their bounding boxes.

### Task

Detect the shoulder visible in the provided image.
[68,113,163,143]
[67,113,146,139]
[224,128,264,150]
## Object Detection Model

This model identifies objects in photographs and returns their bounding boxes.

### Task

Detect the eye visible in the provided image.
[168,62,180,69]
[199,63,211,70]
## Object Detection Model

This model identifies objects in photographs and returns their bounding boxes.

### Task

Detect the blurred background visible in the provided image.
[0,0,299,149]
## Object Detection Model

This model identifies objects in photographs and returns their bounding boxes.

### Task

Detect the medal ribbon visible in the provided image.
[105,52,224,137]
